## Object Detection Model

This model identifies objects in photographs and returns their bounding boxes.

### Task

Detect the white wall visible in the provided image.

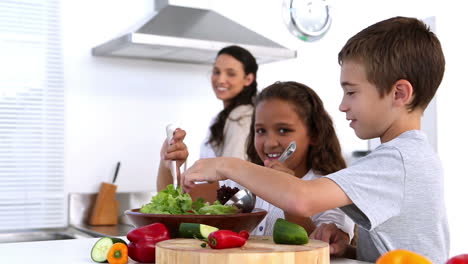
[63,0,221,193]
[435,7,468,257]
[62,0,468,256]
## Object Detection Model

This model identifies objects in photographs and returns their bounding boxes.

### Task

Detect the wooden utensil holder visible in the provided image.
[88,182,119,226]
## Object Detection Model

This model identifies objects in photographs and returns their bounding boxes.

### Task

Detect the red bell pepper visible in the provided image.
[238,230,250,240]
[207,230,246,249]
[447,254,468,264]
[126,223,170,263]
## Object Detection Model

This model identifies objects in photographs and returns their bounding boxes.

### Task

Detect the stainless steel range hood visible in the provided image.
[92,1,296,64]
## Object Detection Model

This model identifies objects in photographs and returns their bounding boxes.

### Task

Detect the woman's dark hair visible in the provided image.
[208,45,258,150]
[246,81,346,175]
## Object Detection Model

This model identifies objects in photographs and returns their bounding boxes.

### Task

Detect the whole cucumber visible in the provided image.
[273,218,309,245]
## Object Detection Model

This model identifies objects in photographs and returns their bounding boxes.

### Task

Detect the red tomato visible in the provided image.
[446,254,468,264]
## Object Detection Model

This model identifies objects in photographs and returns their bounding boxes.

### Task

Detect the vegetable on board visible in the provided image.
[106,243,128,264]
[127,222,171,263]
[446,254,468,264]
[91,237,127,263]
[178,223,219,239]
[238,230,250,240]
[207,230,247,249]
[273,218,309,245]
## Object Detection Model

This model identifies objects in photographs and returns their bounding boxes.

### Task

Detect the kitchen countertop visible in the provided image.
[0,237,371,264]
[73,223,134,237]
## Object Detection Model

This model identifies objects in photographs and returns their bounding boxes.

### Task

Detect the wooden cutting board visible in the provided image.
[156,236,329,264]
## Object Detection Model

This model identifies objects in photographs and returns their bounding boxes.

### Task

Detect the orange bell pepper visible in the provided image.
[106,242,128,264]
[377,249,432,264]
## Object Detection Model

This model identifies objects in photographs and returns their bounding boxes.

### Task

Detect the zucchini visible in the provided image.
[178,223,219,239]
[273,218,309,245]
[90,237,127,263]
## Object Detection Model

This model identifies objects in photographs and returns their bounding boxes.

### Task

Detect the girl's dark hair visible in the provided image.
[246,81,346,175]
[208,45,258,150]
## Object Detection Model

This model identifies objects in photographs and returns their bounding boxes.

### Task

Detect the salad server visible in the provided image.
[278,141,296,162]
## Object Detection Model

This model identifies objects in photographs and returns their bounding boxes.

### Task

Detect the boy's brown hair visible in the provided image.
[338,16,445,111]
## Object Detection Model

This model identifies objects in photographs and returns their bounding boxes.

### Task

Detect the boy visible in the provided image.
[180,16,449,263]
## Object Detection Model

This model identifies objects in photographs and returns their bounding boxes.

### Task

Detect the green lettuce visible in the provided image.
[197,201,238,215]
[140,184,238,215]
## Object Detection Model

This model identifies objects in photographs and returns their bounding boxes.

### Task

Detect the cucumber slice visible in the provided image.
[200,224,219,238]
[273,218,309,245]
[179,223,219,239]
[90,237,127,263]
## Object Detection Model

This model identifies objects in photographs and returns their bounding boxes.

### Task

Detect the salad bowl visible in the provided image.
[124,208,267,238]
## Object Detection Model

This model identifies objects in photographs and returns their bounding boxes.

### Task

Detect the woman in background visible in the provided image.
[157,45,258,201]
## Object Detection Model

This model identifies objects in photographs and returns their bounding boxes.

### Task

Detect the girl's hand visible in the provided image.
[182,158,228,192]
[160,128,188,170]
[312,223,350,256]
[263,159,295,176]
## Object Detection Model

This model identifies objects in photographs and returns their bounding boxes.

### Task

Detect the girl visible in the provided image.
[245,81,354,238]
[161,82,353,243]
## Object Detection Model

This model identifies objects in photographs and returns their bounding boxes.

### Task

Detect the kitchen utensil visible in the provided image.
[125,208,267,238]
[88,162,120,226]
[166,124,178,189]
[166,124,207,186]
[278,141,296,162]
[156,236,329,264]
[112,161,120,184]
[224,189,256,213]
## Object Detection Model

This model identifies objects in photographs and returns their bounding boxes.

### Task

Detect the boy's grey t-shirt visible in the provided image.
[326,130,449,264]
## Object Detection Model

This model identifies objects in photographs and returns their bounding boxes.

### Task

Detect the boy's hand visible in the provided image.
[312,223,350,256]
[160,128,188,170]
[263,159,295,175]
[182,157,230,192]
